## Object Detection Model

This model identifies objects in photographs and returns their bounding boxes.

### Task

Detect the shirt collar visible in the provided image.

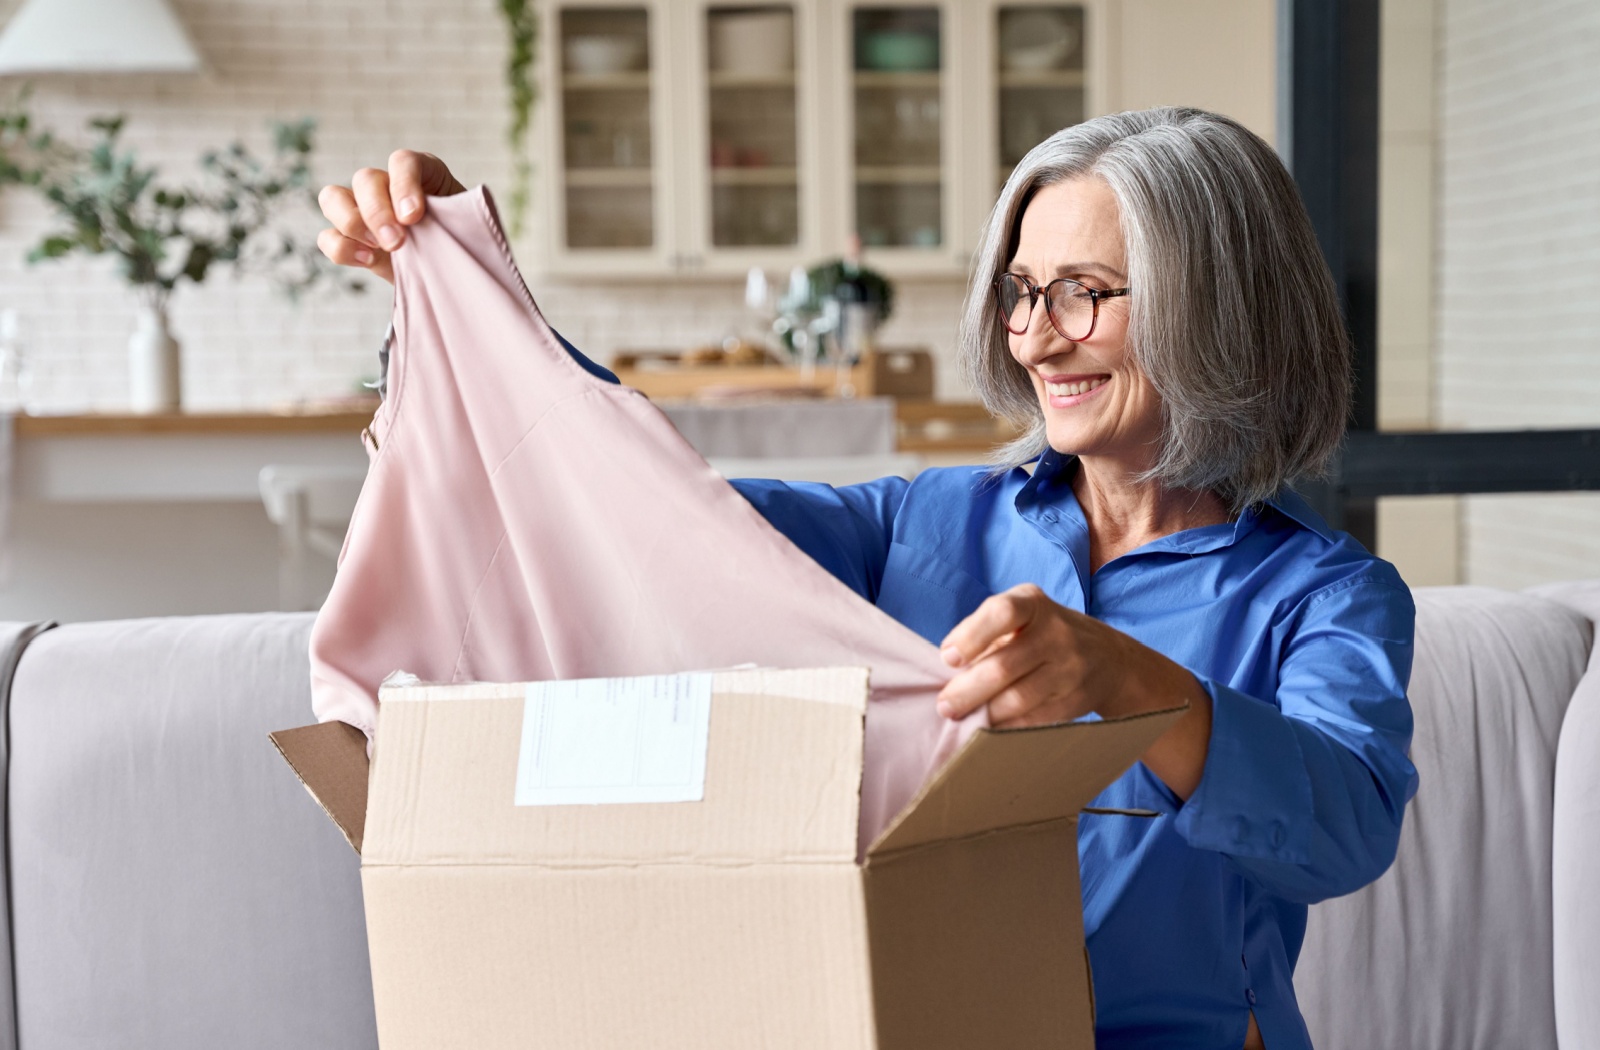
[1015,451,1336,561]
[1261,485,1338,542]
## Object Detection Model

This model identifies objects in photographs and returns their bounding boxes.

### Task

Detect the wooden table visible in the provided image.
[13,409,374,502]
[12,399,1017,504]
[14,409,375,438]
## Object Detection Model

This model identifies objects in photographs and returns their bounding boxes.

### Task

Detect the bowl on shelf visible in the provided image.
[1004,40,1072,72]
[564,34,647,76]
[858,31,939,72]
[709,10,794,75]
[998,11,1079,72]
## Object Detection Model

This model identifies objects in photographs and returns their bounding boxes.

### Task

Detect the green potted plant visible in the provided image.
[774,247,895,366]
[0,101,357,413]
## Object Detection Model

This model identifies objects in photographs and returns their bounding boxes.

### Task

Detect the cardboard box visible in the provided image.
[273,667,1181,1049]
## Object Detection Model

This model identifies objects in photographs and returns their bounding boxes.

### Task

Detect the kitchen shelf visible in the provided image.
[855,165,941,185]
[710,167,800,186]
[998,69,1086,89]
[562,72,653,91]
[708,71,797,89]
[564,168,655,188]
[853,71,941,89]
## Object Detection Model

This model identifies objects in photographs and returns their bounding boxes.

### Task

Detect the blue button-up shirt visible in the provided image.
[558,336,1415,1049]
[730,452,1418,1050]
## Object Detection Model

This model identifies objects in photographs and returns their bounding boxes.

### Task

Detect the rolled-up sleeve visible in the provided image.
[729,476,909,602]
[1173,573,1419,904]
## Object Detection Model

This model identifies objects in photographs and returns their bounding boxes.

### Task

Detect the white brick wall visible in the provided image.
[1436,0,1600,586]
[0,0,972,412]
[0,0,505,410]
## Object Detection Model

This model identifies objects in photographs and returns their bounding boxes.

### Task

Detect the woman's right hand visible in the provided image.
[317,150,466,284]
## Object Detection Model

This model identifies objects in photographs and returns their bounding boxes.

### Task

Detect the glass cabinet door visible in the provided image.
[850,6,943,251]
[558,7,656,250]
[994,5,1086,192]
[704,5,801,248]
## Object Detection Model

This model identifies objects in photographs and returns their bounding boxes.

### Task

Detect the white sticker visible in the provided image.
[515,673,713,806]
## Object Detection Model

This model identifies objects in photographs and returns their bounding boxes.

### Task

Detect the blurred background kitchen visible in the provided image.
[0,0,1593,621]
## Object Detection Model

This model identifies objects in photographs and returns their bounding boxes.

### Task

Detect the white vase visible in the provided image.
[128,302,181,414]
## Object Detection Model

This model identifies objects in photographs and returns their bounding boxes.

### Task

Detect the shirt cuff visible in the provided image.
[1173,678,1315,864]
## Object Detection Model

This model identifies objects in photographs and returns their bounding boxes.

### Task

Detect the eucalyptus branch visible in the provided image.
[0,100,360,303]
[499,0,538,237]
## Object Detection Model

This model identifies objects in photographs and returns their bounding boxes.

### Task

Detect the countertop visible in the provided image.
[14,408,375,438]
[11,400,1015,457]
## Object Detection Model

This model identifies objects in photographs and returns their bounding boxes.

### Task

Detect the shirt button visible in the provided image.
[1270,822,1287,848]
[1246,989,1257,1006]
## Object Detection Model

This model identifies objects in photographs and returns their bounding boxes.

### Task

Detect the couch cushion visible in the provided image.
[7,614,376,1050]
[1527,579,1600,1050]
[1294,587,1591,1050]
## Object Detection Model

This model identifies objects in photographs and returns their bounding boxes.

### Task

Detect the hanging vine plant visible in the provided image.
[499,0,539,237]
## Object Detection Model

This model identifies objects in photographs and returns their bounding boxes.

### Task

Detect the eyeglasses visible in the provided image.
[993,272,1131,342]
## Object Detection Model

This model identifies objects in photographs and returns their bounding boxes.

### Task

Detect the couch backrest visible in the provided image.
[1295,587,1593,1050]
[5,614,377,1050]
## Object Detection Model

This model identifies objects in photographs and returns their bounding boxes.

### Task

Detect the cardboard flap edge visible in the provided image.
[865,702,1189,859]
[269,721,371,855]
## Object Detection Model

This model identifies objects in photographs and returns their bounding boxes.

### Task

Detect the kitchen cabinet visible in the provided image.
[538,0,1110,279]
[672,1,826,275]
[543,1,676,273]
[829,2,954,275]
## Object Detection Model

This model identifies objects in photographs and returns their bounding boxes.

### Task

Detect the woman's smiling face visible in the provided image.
[1005,177,1163,470]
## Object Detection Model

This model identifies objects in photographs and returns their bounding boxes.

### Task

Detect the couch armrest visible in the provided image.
[1528,580,1600,1050]
[0,621,55,1050]
[7,614,377,1050]
[1296,587,1589,1050]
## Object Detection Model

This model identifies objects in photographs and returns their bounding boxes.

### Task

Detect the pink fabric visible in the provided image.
[309,186,982,851]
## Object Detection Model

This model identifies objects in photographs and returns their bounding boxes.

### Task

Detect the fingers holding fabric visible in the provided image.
[935,583,1108,726]
[936,637,1050,720]
[317,151,469,285]
[939,584,1047,669]
[318,183,377,247]
[316,226,391,283]
[983,664,1085,727]
[387,149,465,224]
[352,167,406,252]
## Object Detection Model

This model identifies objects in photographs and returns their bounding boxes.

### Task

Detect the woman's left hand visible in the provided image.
[936,583,1213,797]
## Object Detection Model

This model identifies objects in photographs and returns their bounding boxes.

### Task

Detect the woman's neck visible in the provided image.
[1070,456,1231,572]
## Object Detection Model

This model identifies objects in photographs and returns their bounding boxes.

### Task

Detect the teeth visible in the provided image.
[1046,377,1107,397]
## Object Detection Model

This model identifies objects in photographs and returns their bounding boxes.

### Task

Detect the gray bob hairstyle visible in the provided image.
[959,106,1351,512]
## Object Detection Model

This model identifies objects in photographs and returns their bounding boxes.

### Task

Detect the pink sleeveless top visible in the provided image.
[308,187,983,850]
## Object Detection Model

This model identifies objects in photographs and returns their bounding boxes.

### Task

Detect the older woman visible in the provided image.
[319,107,1417,1050]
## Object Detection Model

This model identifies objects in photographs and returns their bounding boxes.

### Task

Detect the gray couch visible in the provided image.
[0,614,374,1050]
[0,582,1594,1049]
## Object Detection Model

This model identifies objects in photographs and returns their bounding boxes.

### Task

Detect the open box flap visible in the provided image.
[269,720,371,854]
[865,703,1188,860]
[359,667,868,868]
